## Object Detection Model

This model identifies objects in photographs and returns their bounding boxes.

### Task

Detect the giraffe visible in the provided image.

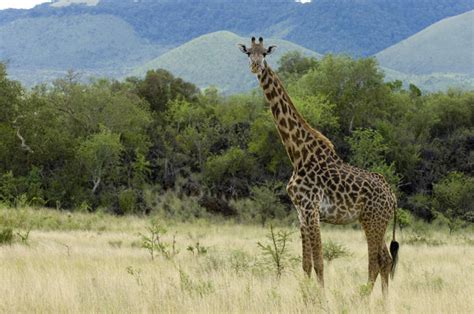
[238,37,399,294]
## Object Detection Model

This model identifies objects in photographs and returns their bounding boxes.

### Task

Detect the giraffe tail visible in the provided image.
[390,208,399,279]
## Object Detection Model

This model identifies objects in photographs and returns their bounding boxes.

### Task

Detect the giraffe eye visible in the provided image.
[246,52,251,56]
[263,53,267,57]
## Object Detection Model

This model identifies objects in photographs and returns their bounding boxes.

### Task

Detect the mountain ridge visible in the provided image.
[129,31,321,94]
[376,10,474,76]
[1,0,473,56]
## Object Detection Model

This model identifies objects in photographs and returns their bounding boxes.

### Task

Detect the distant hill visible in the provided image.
[129,31,321,94]
[1,1,473,91]
[376,10,474,76]
[0,14,166,86]
[1,0,473,56]
[382,68,474,92]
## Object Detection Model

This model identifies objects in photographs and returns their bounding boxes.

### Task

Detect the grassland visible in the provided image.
[1,207,473,313]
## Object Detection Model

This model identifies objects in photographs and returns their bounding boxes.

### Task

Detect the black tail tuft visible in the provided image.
[389,240,399,279]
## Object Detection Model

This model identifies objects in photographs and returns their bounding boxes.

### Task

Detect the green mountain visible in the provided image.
[130,31,321,94]
[0,14,167,86]
[376,10,474,76]
[2,0,473,56]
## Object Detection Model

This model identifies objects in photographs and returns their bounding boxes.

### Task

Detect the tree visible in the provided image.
[133,69,199,113]
[289,55,391,135]
[277,51,318,83]
[433,172,474,228]
[347,128,401,191]
[204,147,258,197]
[77,127,123,194]
[250,183,286,227]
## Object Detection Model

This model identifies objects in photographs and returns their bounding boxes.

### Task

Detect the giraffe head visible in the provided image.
[238,37,277,74]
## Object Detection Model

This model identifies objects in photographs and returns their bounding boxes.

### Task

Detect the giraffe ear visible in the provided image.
[238,44,248,54]
[266,45,277,55]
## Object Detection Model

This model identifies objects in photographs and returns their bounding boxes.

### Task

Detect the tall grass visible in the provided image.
[0,207,473,313]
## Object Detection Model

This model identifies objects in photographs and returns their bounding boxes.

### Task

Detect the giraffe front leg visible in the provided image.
[308,207,324,287]
[300,225,313,277]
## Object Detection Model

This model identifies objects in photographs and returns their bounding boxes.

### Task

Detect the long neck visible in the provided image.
[257,65,340,168]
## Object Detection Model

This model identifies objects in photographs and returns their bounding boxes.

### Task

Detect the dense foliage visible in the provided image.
[0,53,472,223]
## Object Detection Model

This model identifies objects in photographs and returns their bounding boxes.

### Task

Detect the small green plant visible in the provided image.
[358,283,373,297]
[187,240,208,256]
[323,240,351,262]
[257,225,294,279]
[15,194,30,208]
[0,227,14,245]
[178,268,214,297]
[140,220,167,260]
[16,227,31,245]
[126,266,143,286]
[229,249,253,274]
[139,220,177,260]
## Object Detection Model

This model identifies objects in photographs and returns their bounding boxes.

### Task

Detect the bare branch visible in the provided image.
[15,128,34,153]
[92,177,101,194]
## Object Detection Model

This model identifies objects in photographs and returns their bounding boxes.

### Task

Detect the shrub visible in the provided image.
[257,225,295,278]
[397,208,413,231]
[139,219,173,260]
[0,227,14,245]
[153,191,208,221]
[433,172,474,228]
[178,269,215,297]
[229,249,254,274]
[118,189,137,214]
[323,240,351,262]
[250,183,287,227]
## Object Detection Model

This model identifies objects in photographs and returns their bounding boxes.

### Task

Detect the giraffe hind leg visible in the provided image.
[379,243,392,295]
[361,216,389,294]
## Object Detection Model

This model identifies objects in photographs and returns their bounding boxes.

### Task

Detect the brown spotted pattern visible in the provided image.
[238,38,397,295]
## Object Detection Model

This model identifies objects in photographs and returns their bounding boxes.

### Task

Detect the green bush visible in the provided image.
[152,191,208,221]
[118,189,137,214]
[433,172,474,229]
[250,183,287,227]
[0,227,14,245]
[323,240,351,262]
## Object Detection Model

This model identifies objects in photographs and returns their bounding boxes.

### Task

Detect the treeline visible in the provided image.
[0,53,472,225]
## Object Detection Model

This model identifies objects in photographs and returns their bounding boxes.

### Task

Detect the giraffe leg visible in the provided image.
[301,226,313,277]
[379,243,392,296]
[308,211,324,287]
[361,218,388,294]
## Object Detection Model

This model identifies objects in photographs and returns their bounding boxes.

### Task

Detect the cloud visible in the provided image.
[0,0,51,10]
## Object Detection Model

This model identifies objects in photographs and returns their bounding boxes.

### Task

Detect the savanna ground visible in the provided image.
[1,207,473,313]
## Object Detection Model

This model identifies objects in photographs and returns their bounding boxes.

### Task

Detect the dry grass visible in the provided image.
[0,209,473,313]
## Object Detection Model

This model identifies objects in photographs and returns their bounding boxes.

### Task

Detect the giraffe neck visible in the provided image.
[257,65,340,168]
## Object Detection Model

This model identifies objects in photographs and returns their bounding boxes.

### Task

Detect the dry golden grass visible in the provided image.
[0,209,473,313]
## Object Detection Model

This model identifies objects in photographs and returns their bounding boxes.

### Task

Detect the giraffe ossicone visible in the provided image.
[238,37,399,295]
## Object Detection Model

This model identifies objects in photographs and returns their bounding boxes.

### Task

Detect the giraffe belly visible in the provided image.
[318,195,360,225]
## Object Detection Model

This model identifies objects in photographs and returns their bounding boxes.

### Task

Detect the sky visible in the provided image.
[0,0,51,10]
